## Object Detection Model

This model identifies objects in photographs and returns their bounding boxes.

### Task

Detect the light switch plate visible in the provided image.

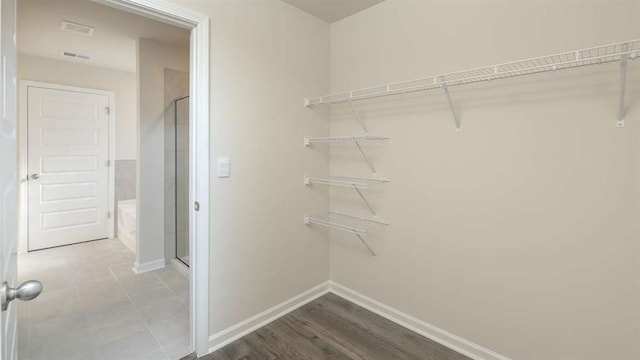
[217,157,230,178]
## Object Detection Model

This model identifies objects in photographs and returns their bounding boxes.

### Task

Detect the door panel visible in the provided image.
[27,88,110,251]
[0,0,18,358]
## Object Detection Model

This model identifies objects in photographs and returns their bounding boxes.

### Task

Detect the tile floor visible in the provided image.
[17,238,191,360]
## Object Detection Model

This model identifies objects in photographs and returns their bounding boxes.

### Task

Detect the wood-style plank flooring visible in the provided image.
[201,293,471,360]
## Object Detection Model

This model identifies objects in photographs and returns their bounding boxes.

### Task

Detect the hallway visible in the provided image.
[17,238,190,360]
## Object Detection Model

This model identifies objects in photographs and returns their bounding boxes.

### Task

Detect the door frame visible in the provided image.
[18,81,116,253]
[94,0,211,356]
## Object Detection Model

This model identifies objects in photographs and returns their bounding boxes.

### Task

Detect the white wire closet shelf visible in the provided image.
[304,175,390,188]
[304,176,390,215]
[305,39,640,106]
[304,135,390,173]
[304,134,390,145]
[304,212,389,256]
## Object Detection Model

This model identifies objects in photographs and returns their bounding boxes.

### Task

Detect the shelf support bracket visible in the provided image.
[348,100,368,133]
[352,184,376,215]
[442,84,462,133]
[353,231,377,257]
[616,43,629,128]
[354,140,377,174]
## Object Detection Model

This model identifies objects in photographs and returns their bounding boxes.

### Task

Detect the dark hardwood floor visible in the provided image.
[200,293,471,360]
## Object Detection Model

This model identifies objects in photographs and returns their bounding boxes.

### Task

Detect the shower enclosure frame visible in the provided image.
[174,95,190,267]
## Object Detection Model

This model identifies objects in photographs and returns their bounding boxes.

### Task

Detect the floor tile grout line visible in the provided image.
[19,239,190,360]
[114,270,165,360]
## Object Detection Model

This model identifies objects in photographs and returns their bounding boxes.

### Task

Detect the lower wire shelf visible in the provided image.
[304,212,388,257]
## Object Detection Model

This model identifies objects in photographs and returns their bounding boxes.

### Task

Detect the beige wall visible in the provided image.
[137,39,189,266]
[18,54,137,160]
[163,0,331,334]
[329,1,640,359]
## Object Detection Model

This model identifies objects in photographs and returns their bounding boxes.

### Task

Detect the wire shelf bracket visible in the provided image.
[304,135,390,174]
[304,176,390,215]
[348,100,368,133]
[616,43,634,127]
[442,84,462,133]
[305,39,640,128]
[304,212,389,257]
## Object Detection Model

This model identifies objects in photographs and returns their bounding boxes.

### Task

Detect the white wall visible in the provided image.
[123,1,640,358]
[18,54,137,160]
[137,39,189,267]
[328,1,640,360]
[162,0,331,335]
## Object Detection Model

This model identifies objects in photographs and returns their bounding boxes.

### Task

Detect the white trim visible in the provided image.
[133,258,166,274]
[18,82,27,254]
[208,282,331,353]
[92,0,206,29]
[203,281,510,360]
[190,15,211,358]
[17,80,116,254]
[96,0,211,356]
[328,282,512,360]
[171,258,189,279]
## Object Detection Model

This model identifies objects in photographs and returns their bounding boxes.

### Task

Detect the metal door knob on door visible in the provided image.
[30,173,39,180]
[1,280,43,311]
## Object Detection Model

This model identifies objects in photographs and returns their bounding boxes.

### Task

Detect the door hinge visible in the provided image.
[106,159,111,167]
[194,201,200,212]
[107,211,112,219]
[105,106,111,115]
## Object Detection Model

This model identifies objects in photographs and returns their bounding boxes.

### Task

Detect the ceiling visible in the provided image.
[282,0,387,23]
[18,0,190,72]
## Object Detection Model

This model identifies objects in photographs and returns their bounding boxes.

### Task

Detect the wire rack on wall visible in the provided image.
[304,135,389,145]
[304,135,389,174]
[304,176,390,215]
[305,39,640,129]
[304,212,389,257]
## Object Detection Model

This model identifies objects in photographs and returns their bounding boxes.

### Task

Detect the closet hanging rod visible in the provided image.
[305,39,640,106]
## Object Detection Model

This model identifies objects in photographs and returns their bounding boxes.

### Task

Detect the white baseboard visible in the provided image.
[170,258,190,279]
[204,280,510,360]
[329,281,512,360]
[133,258,166,274]
[208,281,330,353]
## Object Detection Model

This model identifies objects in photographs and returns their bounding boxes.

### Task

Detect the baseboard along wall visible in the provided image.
[207,281,511,360]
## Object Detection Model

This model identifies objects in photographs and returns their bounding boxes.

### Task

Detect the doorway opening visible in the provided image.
[15,0,210,358]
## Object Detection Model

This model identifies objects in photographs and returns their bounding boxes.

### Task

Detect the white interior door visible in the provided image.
[0,0,19,358]
[27,87,111,251]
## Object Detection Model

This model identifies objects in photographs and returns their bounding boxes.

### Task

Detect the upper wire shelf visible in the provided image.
[305,39,640,106]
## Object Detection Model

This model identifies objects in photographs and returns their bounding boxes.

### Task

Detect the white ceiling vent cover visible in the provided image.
[61,20,94,36]
[62,51,92,60]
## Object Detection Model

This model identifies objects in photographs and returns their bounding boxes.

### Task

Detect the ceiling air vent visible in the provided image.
[62,51,92,60]
[61,20,94,36]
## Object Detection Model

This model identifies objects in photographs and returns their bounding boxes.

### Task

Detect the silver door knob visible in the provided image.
[1,281,43,311]
[30,174,40,180]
